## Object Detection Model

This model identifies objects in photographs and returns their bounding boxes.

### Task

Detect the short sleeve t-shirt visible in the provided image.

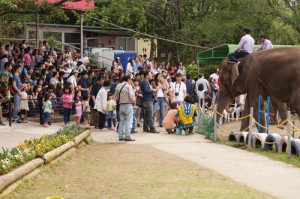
[82,101,90,112]
[107,100,116,111]
[75,98,82,110]
[89,83,102,107]
[78,78,88,97]
[171,82,186,102]
[62,93,74,109]
[12,74,22,92]
[42,100,52,113]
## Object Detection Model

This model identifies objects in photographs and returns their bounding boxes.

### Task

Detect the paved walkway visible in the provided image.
[92,128,300,199]
[1,123,300,198]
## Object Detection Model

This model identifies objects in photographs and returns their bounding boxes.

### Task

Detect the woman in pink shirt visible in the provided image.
[62,86,74,126]
[24,48,32,66]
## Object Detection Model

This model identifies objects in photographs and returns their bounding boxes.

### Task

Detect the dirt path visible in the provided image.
[5,143,274,199]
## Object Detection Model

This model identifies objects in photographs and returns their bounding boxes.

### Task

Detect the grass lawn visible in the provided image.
[5,143,275,199]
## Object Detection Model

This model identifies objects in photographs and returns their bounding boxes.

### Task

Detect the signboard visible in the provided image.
[37,0,94,11]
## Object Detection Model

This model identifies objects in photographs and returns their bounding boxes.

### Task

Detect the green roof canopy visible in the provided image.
[197,44,300,65]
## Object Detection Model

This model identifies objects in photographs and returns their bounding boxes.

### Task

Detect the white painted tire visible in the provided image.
[277,136,294,154]
[228,133,239,142]
[291,139,300,157]
[264,134,282,152]
[245,132,258,146]
[252,133,268,149]
[237,132,248,144]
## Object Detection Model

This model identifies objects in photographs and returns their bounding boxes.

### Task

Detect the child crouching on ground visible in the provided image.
[42,92,53,128]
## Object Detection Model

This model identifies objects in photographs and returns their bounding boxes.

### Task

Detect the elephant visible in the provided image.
[217,47,300,132]
[269,101,287,125]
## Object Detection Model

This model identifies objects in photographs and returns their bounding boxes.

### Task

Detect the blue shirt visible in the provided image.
[133,62,138,72]
[45,72,53,83]
[13,74,22,92]
[20,67,28,83]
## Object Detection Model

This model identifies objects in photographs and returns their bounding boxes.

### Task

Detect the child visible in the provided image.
[197,84,206,107]
[107,92,117,130]
[19,84,29,123]
[42,92,53,128]
[74,90,82,126]
[82,95,90,125]
[62,86,74,126]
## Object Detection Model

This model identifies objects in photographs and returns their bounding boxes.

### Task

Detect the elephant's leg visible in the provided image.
[240,95,250,132]
[289,92,300,124]
[276,102,287,125]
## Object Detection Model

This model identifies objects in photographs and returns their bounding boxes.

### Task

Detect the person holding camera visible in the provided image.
[170,73,186,107]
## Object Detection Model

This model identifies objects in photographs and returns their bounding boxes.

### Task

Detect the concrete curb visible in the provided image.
[0,130,91,196]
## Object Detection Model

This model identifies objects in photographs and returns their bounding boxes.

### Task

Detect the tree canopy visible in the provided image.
[1,0,300,61]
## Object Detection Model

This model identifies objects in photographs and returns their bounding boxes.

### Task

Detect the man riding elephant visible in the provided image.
[218,47,300,132]
[228,28,255,64]
[227,28,255,83]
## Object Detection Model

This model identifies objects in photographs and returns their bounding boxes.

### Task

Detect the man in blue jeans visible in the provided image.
[140,71,159,133]
[115,75,136,141]
[12,65,22,123]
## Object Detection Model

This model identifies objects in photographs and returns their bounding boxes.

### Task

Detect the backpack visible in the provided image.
[185,80,194,95]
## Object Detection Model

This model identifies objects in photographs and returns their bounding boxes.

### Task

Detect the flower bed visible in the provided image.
[0,126,86,175]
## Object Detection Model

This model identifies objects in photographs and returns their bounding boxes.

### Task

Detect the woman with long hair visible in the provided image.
[152,73,167,127]
[166,60,175,76]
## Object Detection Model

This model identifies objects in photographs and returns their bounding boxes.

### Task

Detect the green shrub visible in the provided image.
[186,65,219,80]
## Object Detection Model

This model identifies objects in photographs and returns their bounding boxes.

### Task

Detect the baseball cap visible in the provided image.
[204,91,209,95]
[117,57,120,60]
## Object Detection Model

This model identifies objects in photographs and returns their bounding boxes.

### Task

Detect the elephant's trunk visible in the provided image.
[225,104,235,114]
[216,93,232,122]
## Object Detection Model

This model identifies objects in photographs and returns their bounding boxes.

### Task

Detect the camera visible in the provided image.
[175,92,179,96]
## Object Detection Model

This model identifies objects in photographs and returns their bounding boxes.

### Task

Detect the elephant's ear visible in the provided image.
[231,63,239,85]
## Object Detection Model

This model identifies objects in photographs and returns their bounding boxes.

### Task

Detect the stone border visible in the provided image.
[0,129,91,196]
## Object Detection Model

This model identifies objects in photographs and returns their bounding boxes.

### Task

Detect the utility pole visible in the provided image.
[36,12,39,49]
[80,14,84,59]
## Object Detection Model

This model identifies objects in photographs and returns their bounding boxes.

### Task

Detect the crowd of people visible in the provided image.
[1,27,270,141]
[0,39,223,141]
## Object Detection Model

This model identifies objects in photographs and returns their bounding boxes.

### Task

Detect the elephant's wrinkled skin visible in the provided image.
[217,47,300,132]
